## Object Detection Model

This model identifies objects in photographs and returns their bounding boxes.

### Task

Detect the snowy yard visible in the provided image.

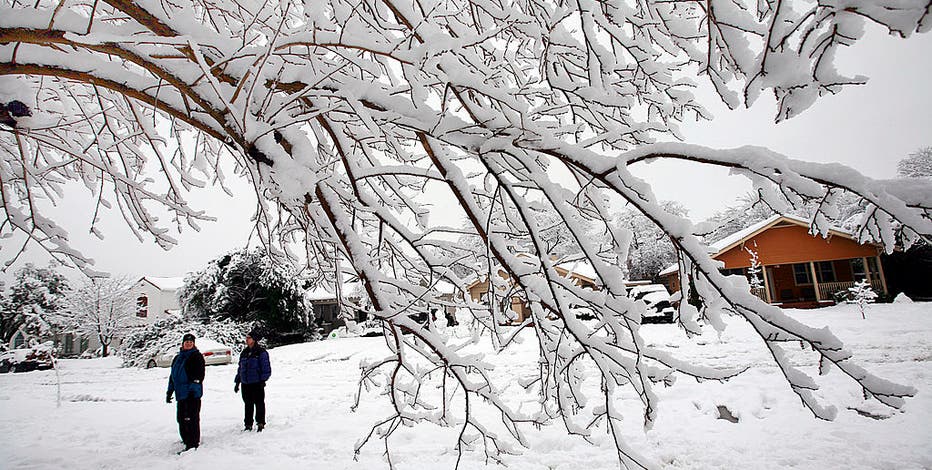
[1,302,930,470]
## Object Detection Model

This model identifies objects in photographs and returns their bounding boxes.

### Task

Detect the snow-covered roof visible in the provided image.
[306,286,338,302]
[305,282,362,302]
[709,214,802,254]
[463,257,598,290]
[658,264,679,277]
[434,280,456,295]
[139,276,186,291]
[657,214,861,277]
[555,259,597,281]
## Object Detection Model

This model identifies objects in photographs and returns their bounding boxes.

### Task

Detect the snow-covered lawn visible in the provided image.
[2,303,930,469]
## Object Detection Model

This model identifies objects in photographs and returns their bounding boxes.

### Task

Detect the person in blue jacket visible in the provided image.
[166,333,205,452]
[234,330,271,431]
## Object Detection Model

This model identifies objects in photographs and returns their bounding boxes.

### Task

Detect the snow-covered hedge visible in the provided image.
[178,248,318,347]
[119,317,252,368]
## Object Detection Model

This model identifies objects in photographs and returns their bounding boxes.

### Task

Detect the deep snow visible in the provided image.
[1,302,930,469]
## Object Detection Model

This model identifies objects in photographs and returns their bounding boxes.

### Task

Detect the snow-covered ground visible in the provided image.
[2,302,930,469]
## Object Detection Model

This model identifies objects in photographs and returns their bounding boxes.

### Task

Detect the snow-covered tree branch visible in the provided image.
[1,0,931,467]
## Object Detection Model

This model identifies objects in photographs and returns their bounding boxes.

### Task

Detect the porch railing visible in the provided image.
[751,287,768,301]
[817,280,884,301]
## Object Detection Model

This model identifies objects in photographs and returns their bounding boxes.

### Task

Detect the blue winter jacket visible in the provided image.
[167,348,205,400]
[234,346,271,385]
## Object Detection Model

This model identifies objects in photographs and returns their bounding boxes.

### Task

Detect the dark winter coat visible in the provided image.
[167,348,206,400]
[234,346,271,385]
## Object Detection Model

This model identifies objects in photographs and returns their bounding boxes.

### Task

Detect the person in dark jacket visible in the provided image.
[166,333,206,452]
[234,330,271,431]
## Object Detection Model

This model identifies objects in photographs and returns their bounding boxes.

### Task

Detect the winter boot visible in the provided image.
[257,423,265,432]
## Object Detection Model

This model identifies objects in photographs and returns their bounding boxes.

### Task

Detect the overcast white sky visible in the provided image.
[1,26,930,284]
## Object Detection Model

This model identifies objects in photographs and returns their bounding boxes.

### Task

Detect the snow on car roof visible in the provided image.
[555,259,597,280]
[195,338,231,350]
[305,282,362,301]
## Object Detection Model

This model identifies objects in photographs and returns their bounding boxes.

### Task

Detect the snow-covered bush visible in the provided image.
[119,317,252,368]
[179,248,318,347]
[1,264,69,344]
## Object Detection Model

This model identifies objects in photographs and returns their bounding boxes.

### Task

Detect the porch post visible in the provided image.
[875,255,889,295]
[809,262,822,302]
[861,256,872,282]
[762,266,773,303]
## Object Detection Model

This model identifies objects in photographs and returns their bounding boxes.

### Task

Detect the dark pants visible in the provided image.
[241,382,266,427]
[176,397,201,448]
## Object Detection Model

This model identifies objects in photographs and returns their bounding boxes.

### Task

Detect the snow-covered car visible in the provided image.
[146,338,234,368]
[628,284,676,324]
[0,347,54,373]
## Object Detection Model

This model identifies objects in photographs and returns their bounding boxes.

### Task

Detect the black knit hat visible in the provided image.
[246,330,263,342]
[182,333,196,343]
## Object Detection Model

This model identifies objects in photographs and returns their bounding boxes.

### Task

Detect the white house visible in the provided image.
[130,276,186,325]
[6,276,186,356]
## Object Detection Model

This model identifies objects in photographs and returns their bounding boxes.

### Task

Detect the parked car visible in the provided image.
[628,284,676,324]
[146,338,234,368]
[0,347,55,373]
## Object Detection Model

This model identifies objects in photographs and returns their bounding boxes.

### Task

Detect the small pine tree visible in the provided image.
[744,242,763,291]
[848,280,878,319]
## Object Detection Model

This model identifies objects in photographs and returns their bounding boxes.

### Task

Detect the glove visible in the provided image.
[166,393,172,404]
[234,383,240,393]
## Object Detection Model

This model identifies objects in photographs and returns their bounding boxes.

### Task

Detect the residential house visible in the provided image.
[7,275,184,356]
[658,215,889,308]
[308,280,458,334]
[466,258,600,323]
[54,276,186,357]
[131,276,185,325]
[54,332,102,358]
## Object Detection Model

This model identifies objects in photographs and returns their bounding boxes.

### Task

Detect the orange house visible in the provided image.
[659,215,889,308]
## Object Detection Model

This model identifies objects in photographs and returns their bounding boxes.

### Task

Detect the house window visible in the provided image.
[136,295,148,318]
[12,332,25,349]
[816,261,836,283]
[64,333,75,355]
[313,303,339,323]
[793,263,812,285]
[851,258,866,280]
[852,258,880,281]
